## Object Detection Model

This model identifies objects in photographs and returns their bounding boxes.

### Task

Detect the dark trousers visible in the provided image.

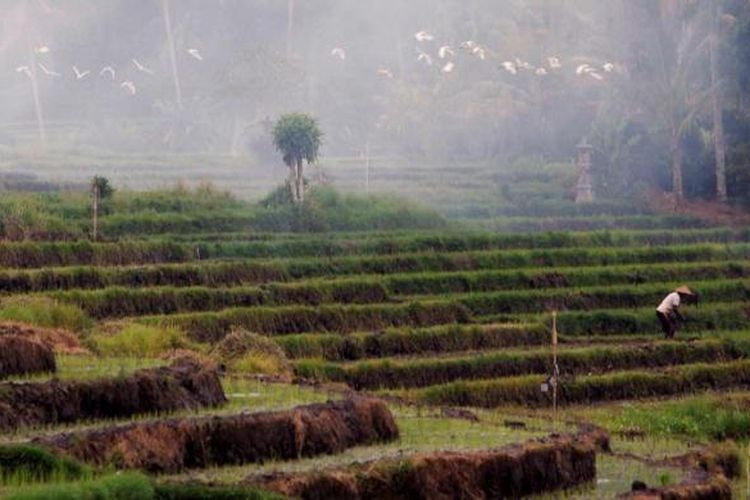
[656,311,676,339]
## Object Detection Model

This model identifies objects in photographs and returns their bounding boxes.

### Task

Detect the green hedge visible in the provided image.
[454,279,750,316]
[276,323,547,361]
[0,240,747,274]
[144,301,471,342]
[0,241,189,269]
[171,227,750,257]
[379,262,750,296]
[547,303,750,336]
[4,256,749,295]
[0,261,285,293]
[51,280,389,319]
[410,359,750,408]
[297,340,749,390]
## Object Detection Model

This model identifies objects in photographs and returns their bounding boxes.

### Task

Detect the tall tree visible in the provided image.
[272,113,322,204]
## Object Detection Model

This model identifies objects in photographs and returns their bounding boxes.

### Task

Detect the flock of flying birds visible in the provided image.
[331,30,616,81]
[14,29,615,99]
[14,45,203,96]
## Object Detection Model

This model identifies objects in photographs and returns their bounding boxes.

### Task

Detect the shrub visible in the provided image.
[210,328,291,377]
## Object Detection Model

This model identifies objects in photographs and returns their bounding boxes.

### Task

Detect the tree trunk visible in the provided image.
[669,131,683,205]
[287,167,298,204]
[229,115,246,156]
[710,0,727,203]
[91,181,100,241]
[296,159,304,203]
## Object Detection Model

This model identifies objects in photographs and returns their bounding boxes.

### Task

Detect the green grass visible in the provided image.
[4,472,154,500]
[49,280,389,318]
[0,296,91,331]
[90,323,198,358]
[604,395,750,441]
[0,445,91,486]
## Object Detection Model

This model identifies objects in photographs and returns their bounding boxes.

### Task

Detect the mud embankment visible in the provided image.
[0,360,225,430]
[37,397,399,473]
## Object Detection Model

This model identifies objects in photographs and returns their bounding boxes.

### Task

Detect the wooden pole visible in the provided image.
[162,0,183,110]
[552,310,559,429]
[365,141,370,194]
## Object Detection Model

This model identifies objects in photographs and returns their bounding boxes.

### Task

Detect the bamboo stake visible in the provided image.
[552,310,559,430]
[162,0,183,110]
[364,141,370,194]
[27,39,46,151]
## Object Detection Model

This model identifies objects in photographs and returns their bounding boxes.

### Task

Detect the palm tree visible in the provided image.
[272,113,322,204]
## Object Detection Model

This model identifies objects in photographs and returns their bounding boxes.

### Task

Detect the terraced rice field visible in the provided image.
[1,225,749,498]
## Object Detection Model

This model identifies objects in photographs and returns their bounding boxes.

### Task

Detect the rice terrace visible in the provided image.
[1,1,750,499]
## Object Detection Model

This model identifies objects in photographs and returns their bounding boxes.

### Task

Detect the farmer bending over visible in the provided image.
[656,286,697,339]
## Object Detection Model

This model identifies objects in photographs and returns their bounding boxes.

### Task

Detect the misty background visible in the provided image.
[1,0,749,208]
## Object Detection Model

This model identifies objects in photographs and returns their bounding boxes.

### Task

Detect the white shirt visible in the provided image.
[657,292,680,315]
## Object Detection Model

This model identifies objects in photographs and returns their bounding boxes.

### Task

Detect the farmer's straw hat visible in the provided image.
[674,285,695,296]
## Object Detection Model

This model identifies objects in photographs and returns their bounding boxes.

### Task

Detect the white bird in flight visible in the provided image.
[460,40,477,50]
[331,47,346,61]
[535,67,548,75]
[576,64,594,75]
[515,58,533,70]
[588,72,604,81]
[548,56,561,69]
[121,80,136,95]
[471,45,486,60]
[37,63,60,77]
[414,31,434,42]
[73,66,90,79]
[132,58,154,74]
[501,61,517,75]
[100,66,115,79]
[438,45,454,59]
[417,52,433,65]
[602,62,615,72]
[15,65,31,77]
[34,46,50,54]
[441,61,455,73]
[187,48,203,61]
[376,68,394,78]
